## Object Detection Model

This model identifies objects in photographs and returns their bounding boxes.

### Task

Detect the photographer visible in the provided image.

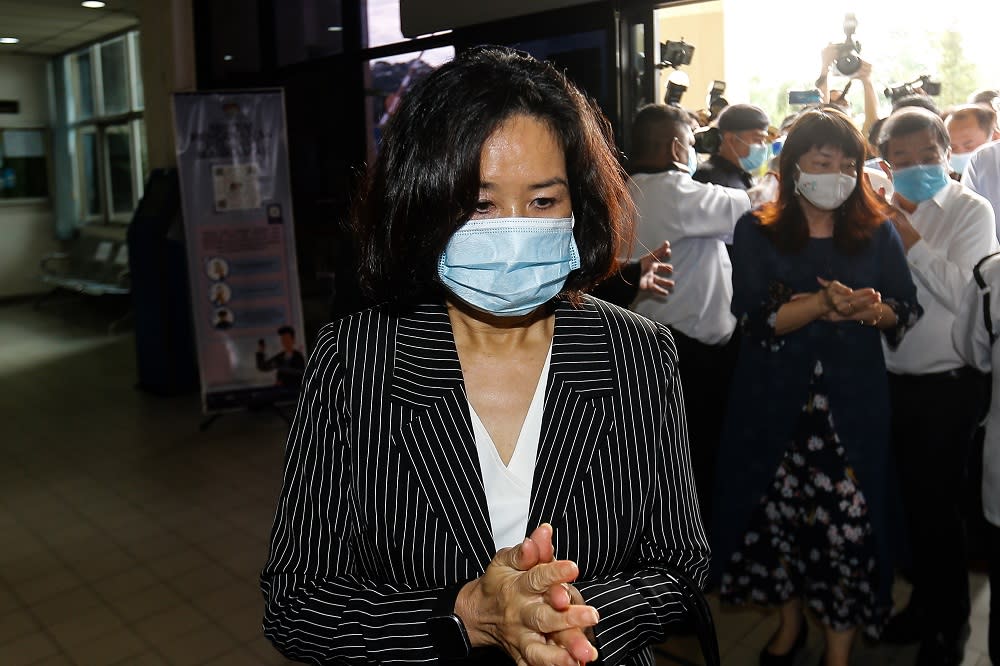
[693,103,771,191]
[817,44,880,139]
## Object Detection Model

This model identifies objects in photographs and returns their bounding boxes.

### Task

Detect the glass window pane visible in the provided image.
[363,47,453,163]
[365,0,405,49]
[135,119,148,190]
[275,0,343,66]
[80,131,100,216]
[101,38,129,115]
[75,52,94,120]
[130,32,144,110]
[210,0,261,80]
[106,126,134,216]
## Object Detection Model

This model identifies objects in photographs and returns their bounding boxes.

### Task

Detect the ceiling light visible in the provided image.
[81,1,106,8]
[327,26,342,32]
[0,37,19,44]
[223,54,233,61]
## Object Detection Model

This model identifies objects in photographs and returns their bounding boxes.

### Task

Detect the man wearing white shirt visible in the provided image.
[953,252,1000,666]
[963,140,1000,239]
[879,107,999,665]
[944,104,996,177]
[626,104,761,523]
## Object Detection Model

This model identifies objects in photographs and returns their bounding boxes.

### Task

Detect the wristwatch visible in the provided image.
[427,582,472,659]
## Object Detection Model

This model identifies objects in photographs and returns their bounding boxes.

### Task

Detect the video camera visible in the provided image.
[657,39,694,107]
[693,126,720,155]
[659,39,694,69]
[832,13,862,77]
[884,75,942,103]
[707,80,728,119]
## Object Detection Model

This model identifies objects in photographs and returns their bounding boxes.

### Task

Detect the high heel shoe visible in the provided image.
[759,615,808,666]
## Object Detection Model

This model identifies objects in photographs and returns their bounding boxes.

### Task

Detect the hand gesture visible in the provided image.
[888,197,921,250]
[852,59,872,82]
[816,277,881,322]
[544,581,598,660]
[461,524,600,666]
[526,525,599,662]
[820,43,838,71]
[638,241,674,296]
[748,172,779,206]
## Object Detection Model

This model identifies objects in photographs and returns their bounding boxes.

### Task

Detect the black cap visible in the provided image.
[717,103,769,132]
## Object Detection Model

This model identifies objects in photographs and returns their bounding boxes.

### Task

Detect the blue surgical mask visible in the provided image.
[739,142,769,173]
[892,164,950,203]
[437,215,580,317]
[686,146,699,175]
[949,152,973,175]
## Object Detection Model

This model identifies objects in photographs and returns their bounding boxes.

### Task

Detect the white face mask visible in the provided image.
[795,169,857,210]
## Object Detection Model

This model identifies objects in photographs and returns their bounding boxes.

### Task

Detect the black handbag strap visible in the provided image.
[974,252,1000,345]
[651,566,721,666]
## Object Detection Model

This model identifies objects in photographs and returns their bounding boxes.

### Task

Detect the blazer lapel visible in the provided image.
[388,305,495,573]
[528,298,616,531]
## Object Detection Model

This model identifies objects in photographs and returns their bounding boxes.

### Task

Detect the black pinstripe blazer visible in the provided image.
[261,295,710,666]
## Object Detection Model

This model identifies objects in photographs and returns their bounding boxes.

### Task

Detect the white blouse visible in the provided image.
[469,344,551,552]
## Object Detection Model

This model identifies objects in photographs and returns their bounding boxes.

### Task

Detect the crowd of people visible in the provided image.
[621,47,1000,666]
[255,43,1000,666]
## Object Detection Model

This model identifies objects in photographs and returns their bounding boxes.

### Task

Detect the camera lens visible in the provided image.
[923,79,942,96]
[835,54,861,77]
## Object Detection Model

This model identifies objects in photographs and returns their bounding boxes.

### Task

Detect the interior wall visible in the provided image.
[0,54,60,299]
[655,1,724,117]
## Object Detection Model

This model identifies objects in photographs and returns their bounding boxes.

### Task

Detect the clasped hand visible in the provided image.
[815,277,882,325]
[459,523,600,666]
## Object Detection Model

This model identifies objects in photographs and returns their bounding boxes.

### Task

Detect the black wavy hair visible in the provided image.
[353,45,633,304]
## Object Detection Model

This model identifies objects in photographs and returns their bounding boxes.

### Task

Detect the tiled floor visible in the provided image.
[0,299,993,665]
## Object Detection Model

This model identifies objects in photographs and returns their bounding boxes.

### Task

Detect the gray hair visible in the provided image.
[878,107,950,158]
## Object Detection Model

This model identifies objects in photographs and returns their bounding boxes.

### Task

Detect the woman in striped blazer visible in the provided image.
[261,46,709,666]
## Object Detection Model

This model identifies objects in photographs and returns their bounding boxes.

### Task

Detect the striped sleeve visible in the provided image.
[574,318,711,666]
[260,324,442,665]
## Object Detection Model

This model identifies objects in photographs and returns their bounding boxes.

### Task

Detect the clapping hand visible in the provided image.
[461,523,600,666]
[638,241,674,296]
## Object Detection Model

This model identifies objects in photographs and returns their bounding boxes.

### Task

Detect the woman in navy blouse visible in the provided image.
[712,107,922,666]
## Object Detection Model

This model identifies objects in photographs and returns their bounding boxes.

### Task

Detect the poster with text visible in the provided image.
[173,90,306,414]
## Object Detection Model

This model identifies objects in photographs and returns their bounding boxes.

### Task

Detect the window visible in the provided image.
[63,30,147,225]
[275,0,344,66]
[105,125,133,219]
[72,51,95,121]
[78,129,101,218]
[100,37,129,116]
[362,46,453,164]
[364,0,451,49]
[0,129,50,199]
[129,32,144,111]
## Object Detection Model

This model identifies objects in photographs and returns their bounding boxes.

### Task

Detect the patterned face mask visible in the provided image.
[795,168,857,210]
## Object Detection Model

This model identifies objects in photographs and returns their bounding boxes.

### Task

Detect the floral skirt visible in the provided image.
[719,361,889,637]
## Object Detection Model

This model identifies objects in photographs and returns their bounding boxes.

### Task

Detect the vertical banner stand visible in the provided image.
[173,90,306,430]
